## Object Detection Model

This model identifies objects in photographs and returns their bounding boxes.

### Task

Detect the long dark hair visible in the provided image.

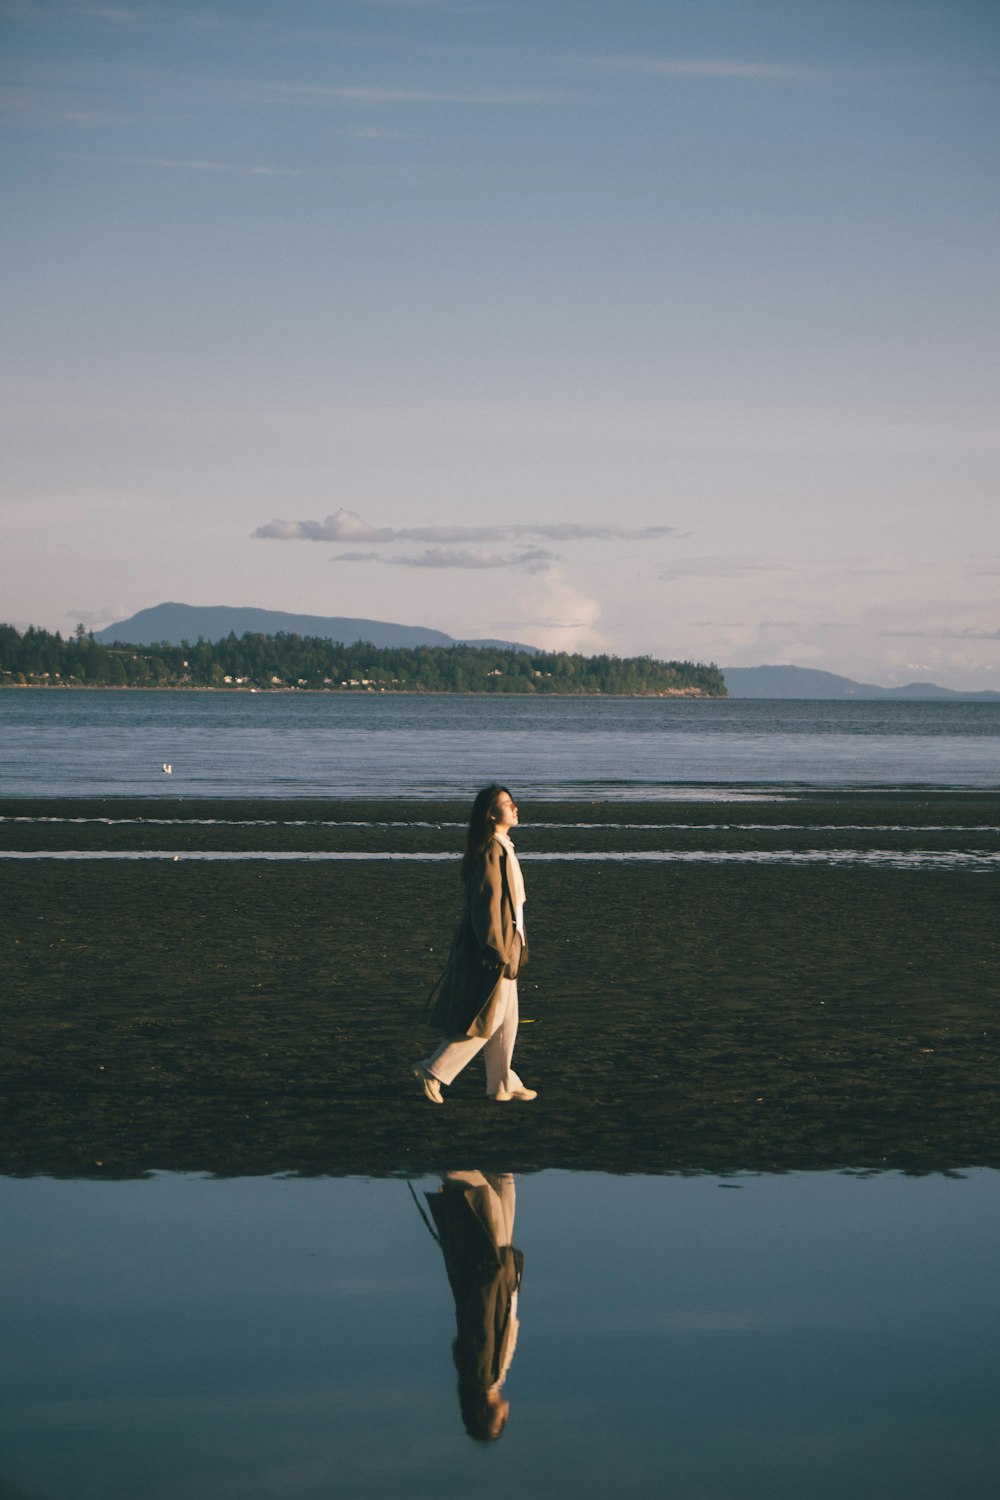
[455,1348,509,1441]
[460,783,511,882]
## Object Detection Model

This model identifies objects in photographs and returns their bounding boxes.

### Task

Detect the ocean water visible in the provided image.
[1,690,997,796]
[2,1169,998,1500]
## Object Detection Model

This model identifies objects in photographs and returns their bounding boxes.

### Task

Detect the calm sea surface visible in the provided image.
[1,691,997,796]
[2,1169,998,1500]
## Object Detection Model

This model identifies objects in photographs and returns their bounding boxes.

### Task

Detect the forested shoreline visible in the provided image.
[0,623,726,696]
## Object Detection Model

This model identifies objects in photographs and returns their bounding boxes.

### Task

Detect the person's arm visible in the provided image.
[468,842,510,966]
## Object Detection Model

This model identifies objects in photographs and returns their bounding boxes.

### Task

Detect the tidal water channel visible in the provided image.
[3,1168,998,1500]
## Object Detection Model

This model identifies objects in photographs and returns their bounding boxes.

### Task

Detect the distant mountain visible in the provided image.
[723,665,1000,701]
[96,603,536,653]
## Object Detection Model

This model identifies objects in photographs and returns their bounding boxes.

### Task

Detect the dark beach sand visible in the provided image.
[2,793,997,1178]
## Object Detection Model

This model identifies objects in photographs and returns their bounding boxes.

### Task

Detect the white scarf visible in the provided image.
[493,830,526,941]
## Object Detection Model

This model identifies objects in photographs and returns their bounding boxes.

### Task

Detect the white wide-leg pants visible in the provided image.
[422,978,524,1096]
[443,1170,517,1249]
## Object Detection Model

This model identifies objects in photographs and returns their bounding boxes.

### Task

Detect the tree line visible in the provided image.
[0,623,727,696]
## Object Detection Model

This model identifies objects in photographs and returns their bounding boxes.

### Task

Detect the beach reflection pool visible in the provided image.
[2,1169,997,1499]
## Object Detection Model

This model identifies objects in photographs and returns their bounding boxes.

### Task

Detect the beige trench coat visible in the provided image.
[429,838,526,1039]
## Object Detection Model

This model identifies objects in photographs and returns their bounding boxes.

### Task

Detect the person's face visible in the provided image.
[492,791,518,832]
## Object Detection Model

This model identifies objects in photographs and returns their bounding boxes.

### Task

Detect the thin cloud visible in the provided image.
[345,126,408,139]
[361,0,501,12]
[389,546,554,571]
[515,523,676,542]
[513,549,557,574]
[254,508,676,544]
[659,557,792,581]
[880,627,1000,640]
[493,564,606,653]
[334,544,556,571]
[496,615,598,630]
[587,55,835,83]
[236,81,570,107]
[78,5,142,19]
[581,53,996,91]
[6,62,571,133]
[257,514,390,542]
[145,156,301,175]
[42,149,301,175]
[65,605,123,628]
[0,84,128,127]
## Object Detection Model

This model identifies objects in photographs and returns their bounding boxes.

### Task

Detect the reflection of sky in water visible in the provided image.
[2,1170,998,1499]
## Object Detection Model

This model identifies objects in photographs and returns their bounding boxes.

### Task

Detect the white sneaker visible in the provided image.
[412,1063,443,1104]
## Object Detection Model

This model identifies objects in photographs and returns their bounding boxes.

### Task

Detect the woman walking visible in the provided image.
[413,784,537,1104]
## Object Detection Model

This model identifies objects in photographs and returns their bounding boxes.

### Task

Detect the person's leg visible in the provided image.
[491,1171,517,1246]
[419,985,513,1094]
[415,982,535,1100]
[444,1171,516,1248]
[419,1030,487,1086]
[482,980,526,1096]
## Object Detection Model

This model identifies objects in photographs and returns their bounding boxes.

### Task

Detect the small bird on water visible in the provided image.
[161,763,172,774]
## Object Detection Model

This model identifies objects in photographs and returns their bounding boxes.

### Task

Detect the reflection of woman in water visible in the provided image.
[425,1171,523,1441]
[413,784,536,1104]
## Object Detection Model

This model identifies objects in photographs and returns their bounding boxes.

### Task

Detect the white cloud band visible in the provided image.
[255,507,676,545]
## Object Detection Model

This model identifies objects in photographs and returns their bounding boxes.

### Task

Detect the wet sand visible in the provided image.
[2,793,997,1177]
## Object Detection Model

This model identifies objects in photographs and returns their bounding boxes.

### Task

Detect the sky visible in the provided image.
[3,0,998,687]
